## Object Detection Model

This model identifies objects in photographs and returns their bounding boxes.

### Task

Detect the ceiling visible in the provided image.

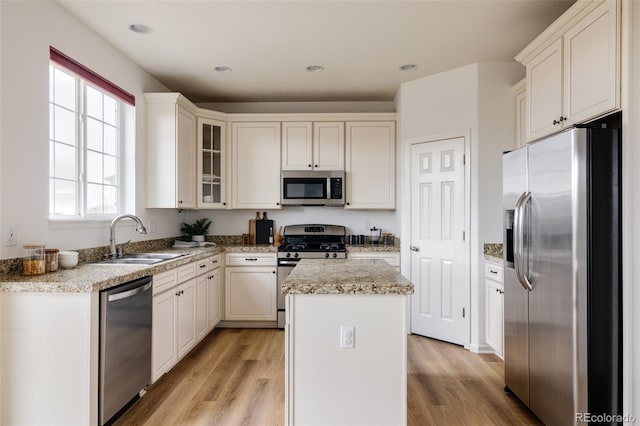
[58,0,574,103]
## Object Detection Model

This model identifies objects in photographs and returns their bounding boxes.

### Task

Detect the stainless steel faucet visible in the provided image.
[109,214,147,258]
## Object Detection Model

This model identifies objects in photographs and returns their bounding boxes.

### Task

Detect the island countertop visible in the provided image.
[281,258,414,296]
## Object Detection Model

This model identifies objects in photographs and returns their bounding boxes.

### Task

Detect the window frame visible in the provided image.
[48,47,135,221]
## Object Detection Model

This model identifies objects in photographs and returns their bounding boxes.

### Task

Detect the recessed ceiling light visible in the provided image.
[129,24,152,34]
[305,65,325,73]
[400,64,418,71]
[214,66,232,73]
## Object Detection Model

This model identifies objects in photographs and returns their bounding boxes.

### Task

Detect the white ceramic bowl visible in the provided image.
[58,251,79,269]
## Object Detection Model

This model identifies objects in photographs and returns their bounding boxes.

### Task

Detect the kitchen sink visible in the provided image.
[93,252,188,265]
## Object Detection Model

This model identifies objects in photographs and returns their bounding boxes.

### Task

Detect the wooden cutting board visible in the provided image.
[248,211,259,244]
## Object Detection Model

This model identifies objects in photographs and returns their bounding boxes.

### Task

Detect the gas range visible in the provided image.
[277,224,347,260]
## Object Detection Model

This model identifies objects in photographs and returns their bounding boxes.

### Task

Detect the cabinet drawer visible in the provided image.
[209,254,223,270]
[485,262,503,283]
[225,253,276,266]
[177,262,197,282]
[195,258,211,275]
[153,269,178,295]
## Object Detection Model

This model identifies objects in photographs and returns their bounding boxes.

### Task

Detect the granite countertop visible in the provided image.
[281,259,414,296]
[0,241,396,294]
[346,244,400,253]
[0,246,224,293]
[483,243,503,264]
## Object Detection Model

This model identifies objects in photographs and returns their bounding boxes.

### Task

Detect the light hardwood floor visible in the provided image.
[116,328,540,426]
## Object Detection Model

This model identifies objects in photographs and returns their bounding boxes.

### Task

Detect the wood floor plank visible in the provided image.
[115,329,539,426]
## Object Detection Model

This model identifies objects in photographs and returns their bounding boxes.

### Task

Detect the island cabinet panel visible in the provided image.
[286,294,407,426]
[0,292,99,426]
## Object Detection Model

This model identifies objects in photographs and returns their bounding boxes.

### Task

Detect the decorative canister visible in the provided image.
[45,248,59,272]
[23,245,46,276]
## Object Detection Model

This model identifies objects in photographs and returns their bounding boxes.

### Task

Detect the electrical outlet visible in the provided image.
[340,326,355,349]
[147,220,157,233]
[4,225,17,246]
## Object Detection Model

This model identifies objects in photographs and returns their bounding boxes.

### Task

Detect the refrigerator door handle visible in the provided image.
[514,191,534,291]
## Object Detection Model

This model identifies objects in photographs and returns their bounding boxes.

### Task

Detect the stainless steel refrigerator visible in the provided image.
[502,126,621,425]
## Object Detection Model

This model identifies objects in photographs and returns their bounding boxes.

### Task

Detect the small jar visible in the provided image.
[23,245,46,276]
[45,248,59,272]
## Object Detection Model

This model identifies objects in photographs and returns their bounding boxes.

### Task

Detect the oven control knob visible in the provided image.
[286,252,291,258]
[294,253,299,258]
[332,253,338,258]
[324,252,330,258]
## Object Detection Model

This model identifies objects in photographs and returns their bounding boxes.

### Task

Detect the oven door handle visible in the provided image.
[278,260,299,266]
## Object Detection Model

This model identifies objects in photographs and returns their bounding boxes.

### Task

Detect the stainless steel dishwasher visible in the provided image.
[99,276,152,425]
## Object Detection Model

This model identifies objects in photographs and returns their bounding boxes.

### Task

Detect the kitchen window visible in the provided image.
[48,47,135,219]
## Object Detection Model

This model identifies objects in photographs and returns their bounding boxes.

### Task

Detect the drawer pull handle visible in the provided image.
[199,264,207,269]
[245,258,258,261]
[211,260,218,264]
[490,269,498,274]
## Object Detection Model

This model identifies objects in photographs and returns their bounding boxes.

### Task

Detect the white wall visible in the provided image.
[181,207,397,238]
[395,62,523,351]
[0,1,180,259]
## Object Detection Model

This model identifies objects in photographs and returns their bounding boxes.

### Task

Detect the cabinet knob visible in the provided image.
[223,202,226,206]
[346,202,350,206]
[276,202,280,206]
[308,164,312,168]
[314,164,318,168]
[410,245,420,252]
[272,270,276,274]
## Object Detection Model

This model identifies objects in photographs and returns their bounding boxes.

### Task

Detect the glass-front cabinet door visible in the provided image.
[197,118,226,208]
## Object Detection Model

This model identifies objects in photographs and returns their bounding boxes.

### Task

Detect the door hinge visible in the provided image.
[462,307,466,318]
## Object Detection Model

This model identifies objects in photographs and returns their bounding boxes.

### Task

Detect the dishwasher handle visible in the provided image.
[108,282,152,302]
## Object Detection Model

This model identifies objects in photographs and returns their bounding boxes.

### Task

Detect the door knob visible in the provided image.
[410,245,420,252]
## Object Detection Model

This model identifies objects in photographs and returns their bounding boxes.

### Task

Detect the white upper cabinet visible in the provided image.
[517,0,620,142]
[282,122,312,170]
[563,0,619,126]
[145,93,197,209]
[512,79,527,148]
[231,122,282,209]
[526,38,563,142]
[345,121,396,210]
[197,117,227,208]
[282,122,344,170]
[312,122,344,170]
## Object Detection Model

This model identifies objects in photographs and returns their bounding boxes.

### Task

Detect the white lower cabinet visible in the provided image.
[152,254,224,383]
[225,253,277,321]
[176,279,197,359]
[485,260,504,358]
[152,287,178,382]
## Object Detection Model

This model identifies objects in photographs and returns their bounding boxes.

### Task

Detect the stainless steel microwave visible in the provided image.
[281,171,345,206]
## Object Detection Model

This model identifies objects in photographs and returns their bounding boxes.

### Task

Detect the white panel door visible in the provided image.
[410,137,467,345]
[195,274,209,341]
[207,269,222,329]
[176,279,196,359]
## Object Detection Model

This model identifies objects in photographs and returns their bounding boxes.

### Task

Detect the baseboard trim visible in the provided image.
[217,320,278,329]
[466,342,495,354]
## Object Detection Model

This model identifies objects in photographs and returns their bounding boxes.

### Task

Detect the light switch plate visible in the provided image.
[4,225,16,246]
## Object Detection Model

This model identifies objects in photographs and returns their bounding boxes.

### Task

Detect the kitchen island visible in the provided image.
[282,259,414,426]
